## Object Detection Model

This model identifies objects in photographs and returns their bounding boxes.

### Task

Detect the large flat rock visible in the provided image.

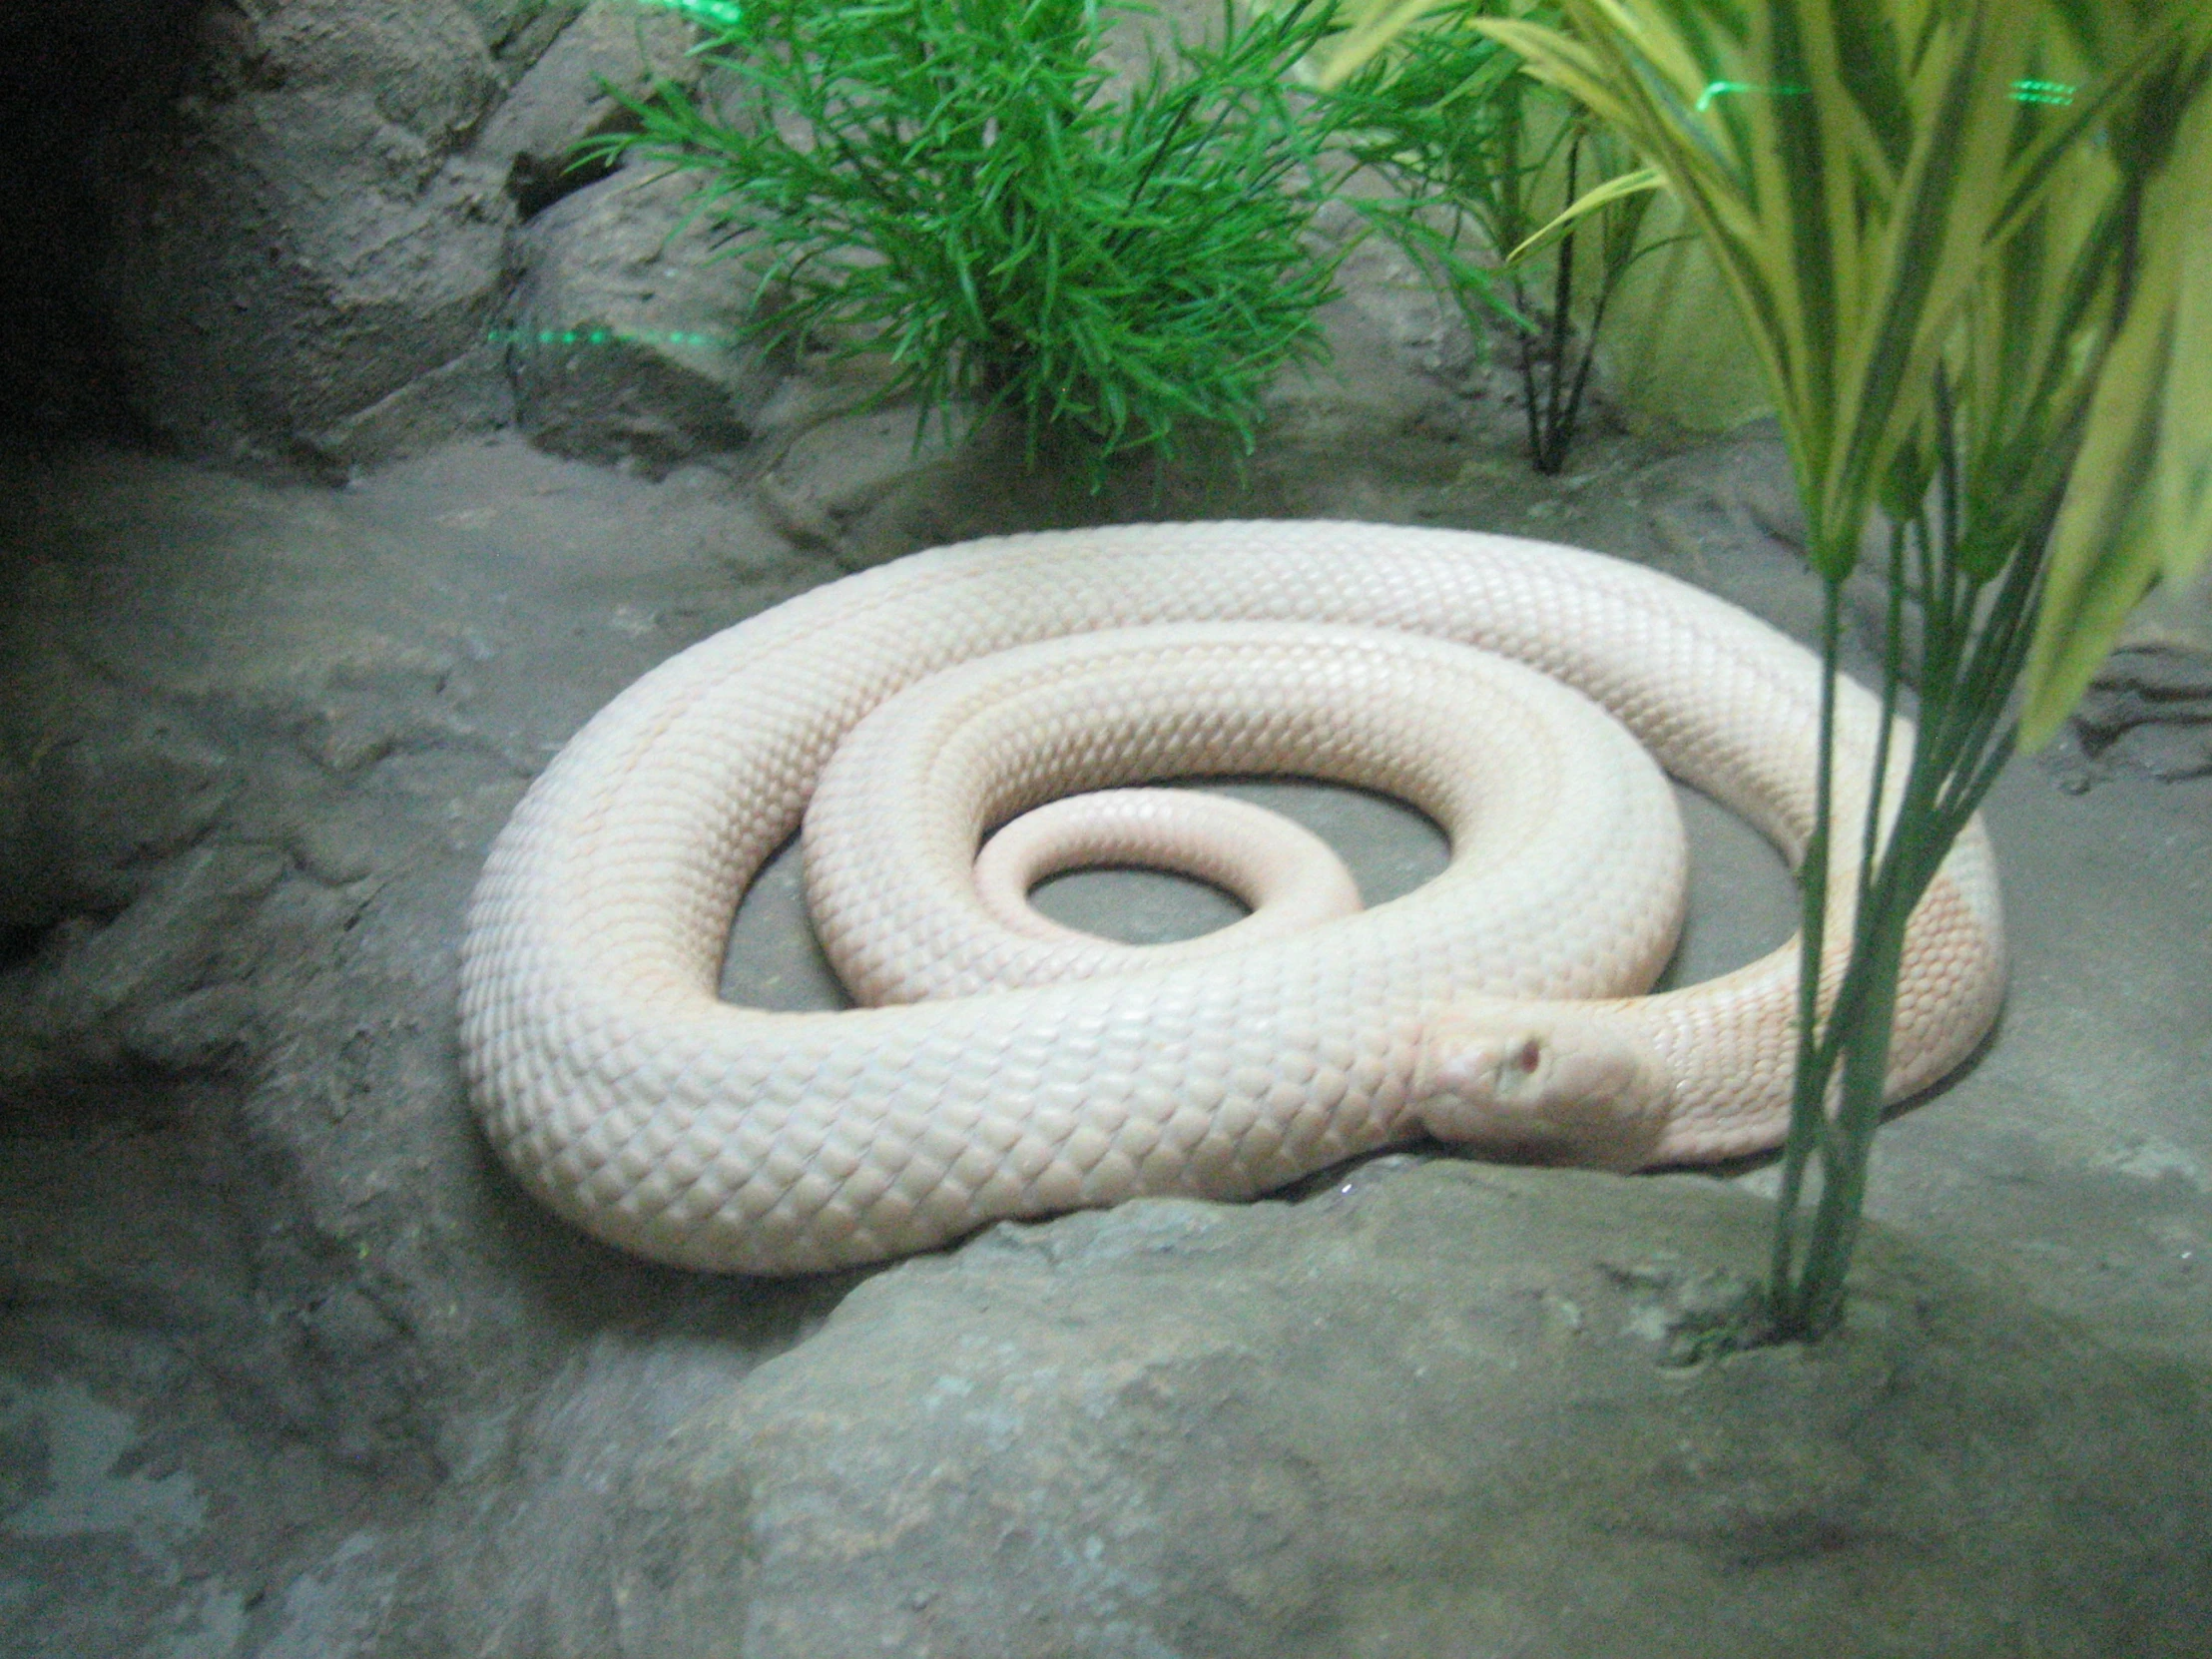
[449,1161,2212,1659]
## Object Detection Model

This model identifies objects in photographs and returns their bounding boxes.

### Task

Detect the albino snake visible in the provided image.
[458,522,2005,1274]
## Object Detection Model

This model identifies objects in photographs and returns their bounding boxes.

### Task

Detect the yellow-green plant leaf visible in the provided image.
[1489,2,2070,579]
[2019,48,2212,748]
[1308,0,1465,88]
[2152,77,2212,587]
[1938,124,2123,580]
[1474,14,1649,142]
[1589,192,1774,433]
[1504,166,1663,265]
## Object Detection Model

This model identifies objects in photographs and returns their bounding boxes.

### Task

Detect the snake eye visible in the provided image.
[1515,1037,1542,1074]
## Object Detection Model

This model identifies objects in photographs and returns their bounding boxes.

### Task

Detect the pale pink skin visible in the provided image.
[459,522,2006,1275]
[973,789,1364,948]
[976,792,1673,1173]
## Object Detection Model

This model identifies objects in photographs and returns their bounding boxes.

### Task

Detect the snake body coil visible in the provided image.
[458,522,2005,1274]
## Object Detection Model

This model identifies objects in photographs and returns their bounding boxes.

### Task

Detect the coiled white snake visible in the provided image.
[458,521,2005,1274]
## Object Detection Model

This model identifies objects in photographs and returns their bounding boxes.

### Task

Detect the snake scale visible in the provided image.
[458,522,2005,1274]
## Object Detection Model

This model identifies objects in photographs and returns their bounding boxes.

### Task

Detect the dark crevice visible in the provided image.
[0,917,53,970]
[0,4,202,447]
[508,141,624,223]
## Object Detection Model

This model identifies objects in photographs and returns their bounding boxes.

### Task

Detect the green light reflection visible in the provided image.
[1696,77,2078,112]
[486,325,737,351]
[635,0,744,27]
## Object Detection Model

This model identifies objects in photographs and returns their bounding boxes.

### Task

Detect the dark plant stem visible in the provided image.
[1767,575,1845,1319]
[1509,127,1629,476]
[1767,381,2056,1339]
[1532,135,1582,473]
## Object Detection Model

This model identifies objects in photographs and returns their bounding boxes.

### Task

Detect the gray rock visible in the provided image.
[5,178,2211,1655]
[485,0,593,72]
[13,714,240,921]
[303,344,517,478]
[464,0,586,65]
[747,381,985,567]
[0,844,287,1095]
[2079,644,2212,723]
[504,164,781,474]
[2100,719,2212,781]
[96,0,514,473]
[2056,645,2212,782]
[445,1163,2212,1659]
[0,758,31,923]
[470,0,706,219]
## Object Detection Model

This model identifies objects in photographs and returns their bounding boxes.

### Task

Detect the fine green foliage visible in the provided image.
[1328,0,2212,1338]
[1316,1,1664,472]
[584,0,1349,482]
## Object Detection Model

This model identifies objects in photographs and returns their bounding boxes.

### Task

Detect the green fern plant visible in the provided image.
[585,0,1350,484]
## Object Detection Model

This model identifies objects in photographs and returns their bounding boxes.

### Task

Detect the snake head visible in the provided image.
[1413,1005,1671,1173]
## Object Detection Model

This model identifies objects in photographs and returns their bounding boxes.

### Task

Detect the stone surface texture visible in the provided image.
[444,1165,2210,1659]
[502,166,781,475]
[97,1,515,472]
[4,387,2208,1658]
[0,2,2209,1656]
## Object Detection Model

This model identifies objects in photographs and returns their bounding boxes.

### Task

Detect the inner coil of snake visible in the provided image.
[458,521,2005,1275]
